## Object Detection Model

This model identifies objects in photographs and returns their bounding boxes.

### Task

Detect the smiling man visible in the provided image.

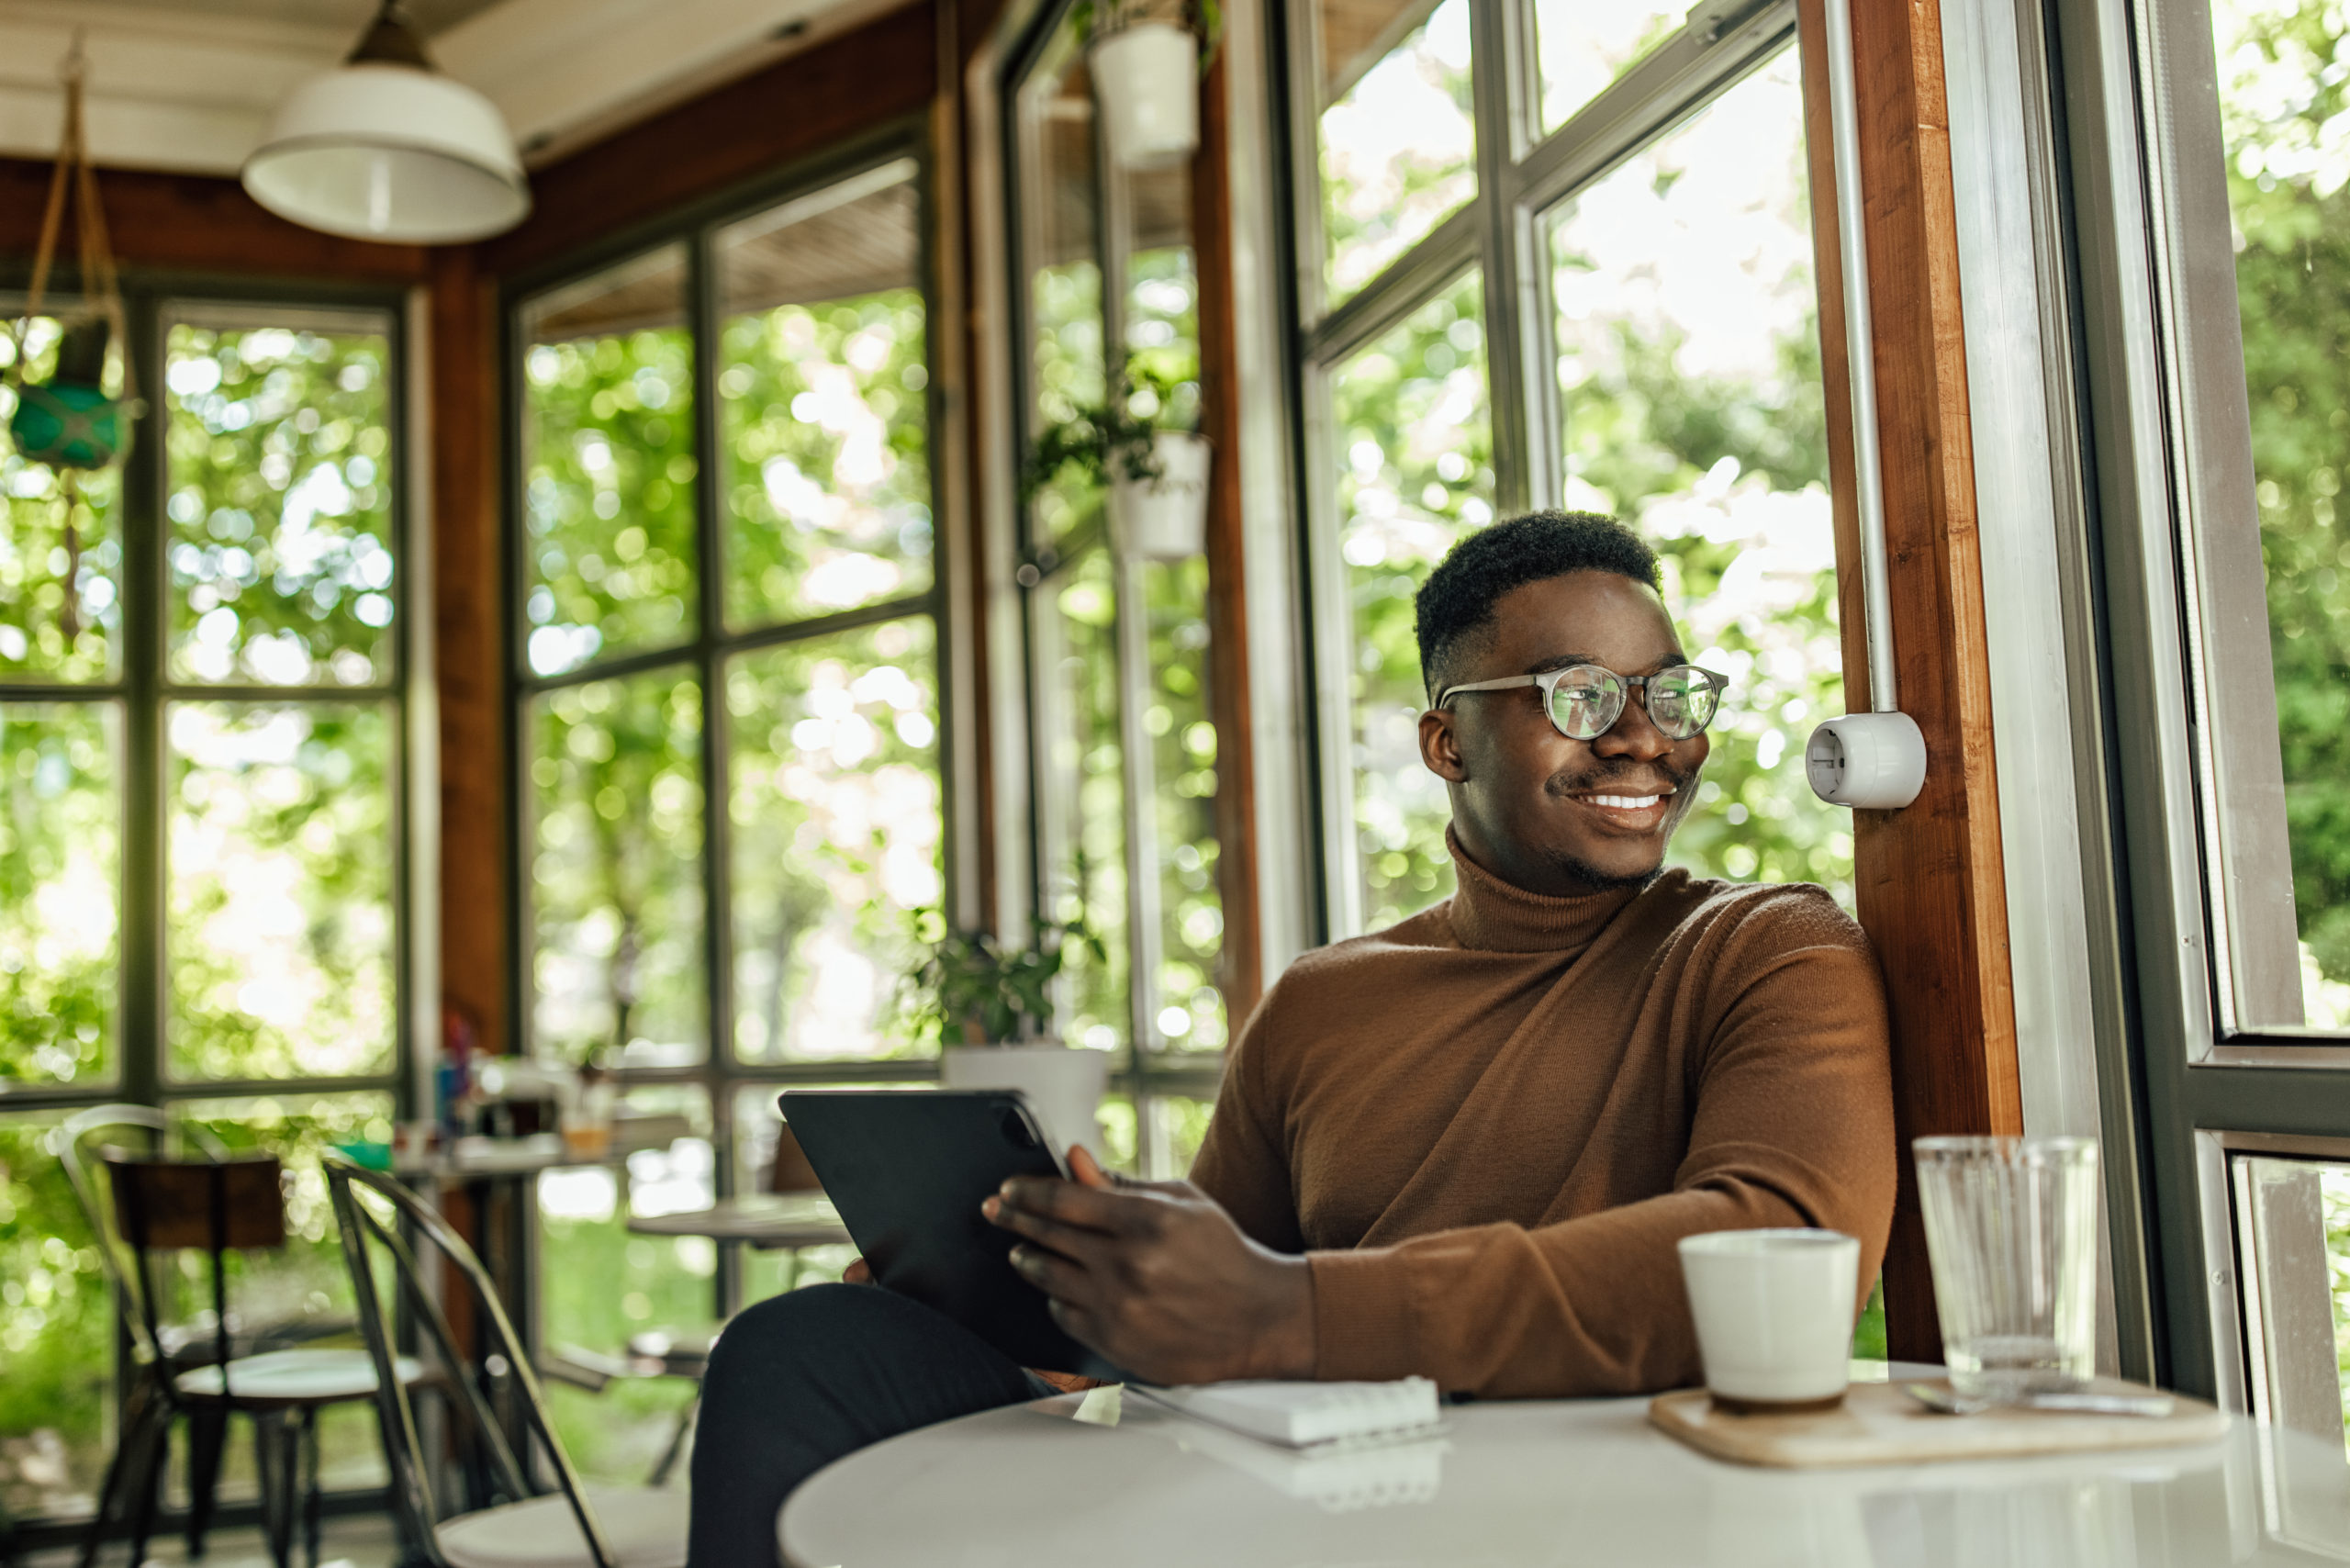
[688,512,1895,1566]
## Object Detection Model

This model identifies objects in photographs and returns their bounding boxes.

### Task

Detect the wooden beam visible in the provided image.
[1795,0,2021,1361]
[428,246,509,1058]
[0,157,431,284]
[481,2,938,280]
[1192,52,1264,1021]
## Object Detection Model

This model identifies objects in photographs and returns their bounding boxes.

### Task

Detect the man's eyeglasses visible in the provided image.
[1434,663,1729,743]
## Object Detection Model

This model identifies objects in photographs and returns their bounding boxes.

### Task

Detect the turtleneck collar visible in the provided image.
[1442,827,1644,955]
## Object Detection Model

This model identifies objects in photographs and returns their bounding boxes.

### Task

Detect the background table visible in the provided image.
[626,1193,849,1249]
[781,1368,2350,1567]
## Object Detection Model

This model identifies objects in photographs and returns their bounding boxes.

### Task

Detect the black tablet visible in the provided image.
[779,1088,1125,1381]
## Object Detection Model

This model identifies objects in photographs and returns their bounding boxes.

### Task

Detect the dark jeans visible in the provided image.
[687,1282,1056,1567]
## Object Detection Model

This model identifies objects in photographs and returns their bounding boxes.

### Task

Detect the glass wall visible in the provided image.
[513,150,941,1474]
[1295,0,1840,935]
[0,297,407,1523]
[1009,1,1226,1174]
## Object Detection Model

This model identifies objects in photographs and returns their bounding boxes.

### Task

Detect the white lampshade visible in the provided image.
[243,54,529,244]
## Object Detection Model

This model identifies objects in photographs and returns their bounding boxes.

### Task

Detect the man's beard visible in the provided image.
[1535,755,1704,892]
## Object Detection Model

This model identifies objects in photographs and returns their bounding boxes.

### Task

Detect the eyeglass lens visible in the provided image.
[1547,665,1718,741]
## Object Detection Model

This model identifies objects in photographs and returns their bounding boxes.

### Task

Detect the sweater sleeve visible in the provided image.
[1305,922,1896,1397]
[1184,980,1307,1254]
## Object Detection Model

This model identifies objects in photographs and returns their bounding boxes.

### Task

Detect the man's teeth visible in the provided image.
[1586,793,1662,809]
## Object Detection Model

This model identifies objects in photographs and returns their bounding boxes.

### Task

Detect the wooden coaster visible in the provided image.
[1649,1378,2229,1469]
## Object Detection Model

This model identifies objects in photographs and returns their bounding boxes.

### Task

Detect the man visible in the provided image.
[688,511,1895,1565]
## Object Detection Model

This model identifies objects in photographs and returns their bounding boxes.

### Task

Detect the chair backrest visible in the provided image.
[106,1151,285,1374]
[57,1104,234,1366]
[323,1153,621,1568]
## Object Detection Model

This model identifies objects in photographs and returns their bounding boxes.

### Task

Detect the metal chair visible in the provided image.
[59,1105,423,1568]
[324,1153,687,1568]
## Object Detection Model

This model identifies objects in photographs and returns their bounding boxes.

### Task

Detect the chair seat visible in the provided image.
[625,1328,715,1377]
[434,1486,689,1568]
[174,1349,422,1406]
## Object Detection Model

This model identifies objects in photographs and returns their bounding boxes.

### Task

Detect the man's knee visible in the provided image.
[706,1282,877,1387]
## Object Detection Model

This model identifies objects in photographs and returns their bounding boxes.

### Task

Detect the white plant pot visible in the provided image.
[1110,431,1212,560]
[1090,22,1201,170]
[939,1044,1112,1161]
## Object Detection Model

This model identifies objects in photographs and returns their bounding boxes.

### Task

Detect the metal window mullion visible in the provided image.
[1303,209,1483,367]
[1471,0,1533,517]
[123,286,165,1110]
[1296,354,1364,939]
[1284,0,1334,330]
[687,225,744,1322]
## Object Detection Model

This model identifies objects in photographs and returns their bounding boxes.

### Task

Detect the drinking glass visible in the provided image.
[1914,1136,2099,1398]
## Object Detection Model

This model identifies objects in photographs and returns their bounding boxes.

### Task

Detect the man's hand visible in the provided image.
[981,1146,1315,1384]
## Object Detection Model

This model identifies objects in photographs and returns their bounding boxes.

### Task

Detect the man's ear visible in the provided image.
[1419,706,1469,782]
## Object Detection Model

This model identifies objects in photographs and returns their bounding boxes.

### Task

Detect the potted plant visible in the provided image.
[902,909,1113,1157]
[1022,362,1212,561]
[1079,0,1221,168]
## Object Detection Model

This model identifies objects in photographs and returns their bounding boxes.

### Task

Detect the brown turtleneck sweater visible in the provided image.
[1187,837,1896,1399]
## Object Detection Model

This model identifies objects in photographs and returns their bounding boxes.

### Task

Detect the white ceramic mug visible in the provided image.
[1677,1228,1862,1413]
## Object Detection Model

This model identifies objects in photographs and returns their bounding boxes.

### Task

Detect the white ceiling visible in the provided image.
[0,0,896,181]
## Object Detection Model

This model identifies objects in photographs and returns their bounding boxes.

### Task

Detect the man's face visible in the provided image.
[1417,570,1708,898]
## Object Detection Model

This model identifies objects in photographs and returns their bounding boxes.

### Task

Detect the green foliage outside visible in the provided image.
[2214,0,2350,1024]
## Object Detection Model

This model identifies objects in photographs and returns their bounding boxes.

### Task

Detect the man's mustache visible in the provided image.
[1544,756,1701,799]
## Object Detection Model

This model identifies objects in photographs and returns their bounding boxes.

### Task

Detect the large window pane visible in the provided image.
[529,666,706,1068]
[1544,49,1849,905]
[1038,548,1128,1047]
[1,703,118,1088]
[1329,272,1492,931]
[0,316,122,683]
[1017,17,1107,547]
[1141,558,1225,1052]
[166,702,394,1081]
[1314,0,1476,308]
[718,163,932,627]
[2211,0,2350,1026]
[164,315,397,688]
[0,1114,111,1521]
[541,1085,711,1484]
[1529,0,1686,135]
[520,246,698,678]
[726,618,941,1064]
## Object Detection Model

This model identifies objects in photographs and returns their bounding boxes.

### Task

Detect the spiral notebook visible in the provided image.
[1133,1377,1444,1450]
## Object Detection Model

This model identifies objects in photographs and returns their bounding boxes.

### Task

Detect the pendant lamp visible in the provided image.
[241,0,529,243]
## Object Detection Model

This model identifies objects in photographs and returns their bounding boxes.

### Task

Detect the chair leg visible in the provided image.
[300,1408,324,1568]
[122,1400,172,1568]
[253,1410,293,1568]
[647,1389,699,1487]
[77,1383,162,1568]
[185,1405,230,1560]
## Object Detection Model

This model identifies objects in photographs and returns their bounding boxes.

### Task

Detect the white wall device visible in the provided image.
[1806,712,1929,809]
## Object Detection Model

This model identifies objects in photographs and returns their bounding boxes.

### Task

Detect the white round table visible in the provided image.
[780,1371,2350,1566]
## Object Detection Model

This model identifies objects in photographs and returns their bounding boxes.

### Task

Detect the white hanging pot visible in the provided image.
[1090,22,1201,170]
[1110,431,1212,560]
[939,1043,1111,1161]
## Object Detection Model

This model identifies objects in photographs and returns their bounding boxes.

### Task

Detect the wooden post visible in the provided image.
[1795,0,2022,1361]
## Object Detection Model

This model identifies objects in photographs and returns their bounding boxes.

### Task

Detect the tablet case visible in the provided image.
[779,1089,1126,1381]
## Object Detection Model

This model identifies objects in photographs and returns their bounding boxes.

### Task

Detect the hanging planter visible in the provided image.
[1021,362,1211,562]
[1091,22,1201,170]
[5,37,140,645]
[1109,430,1212,560]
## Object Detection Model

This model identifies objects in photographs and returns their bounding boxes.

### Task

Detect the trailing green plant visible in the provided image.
[1019,362,1186,504]
[900,907,1108,1046]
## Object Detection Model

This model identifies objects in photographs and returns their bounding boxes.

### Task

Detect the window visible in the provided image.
[1004,4,1227,1175]
[511,151,934,1468]
[0,294,409,1523]
[1292,0,1841,937]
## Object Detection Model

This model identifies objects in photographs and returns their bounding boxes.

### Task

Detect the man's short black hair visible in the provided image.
[1414,510,1662,700]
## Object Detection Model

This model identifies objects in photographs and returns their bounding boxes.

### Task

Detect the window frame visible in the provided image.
[0,273,417,1531]
[1280,0,1803,936]
[500,123,952,1314]
[999,0,1231,1178]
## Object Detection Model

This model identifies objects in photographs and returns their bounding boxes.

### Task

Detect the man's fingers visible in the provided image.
[843,1256,872,1285]
[997,1174,1148,1233]
[1009,1242,1097,1307]
[986,1197,1114,1264]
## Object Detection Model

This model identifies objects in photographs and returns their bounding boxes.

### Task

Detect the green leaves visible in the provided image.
[900,908,1108,1046]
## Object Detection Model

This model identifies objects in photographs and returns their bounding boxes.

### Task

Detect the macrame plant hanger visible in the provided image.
[6,34,136,644]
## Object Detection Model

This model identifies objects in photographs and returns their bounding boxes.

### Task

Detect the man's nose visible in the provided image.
[1594,692,1673,761]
